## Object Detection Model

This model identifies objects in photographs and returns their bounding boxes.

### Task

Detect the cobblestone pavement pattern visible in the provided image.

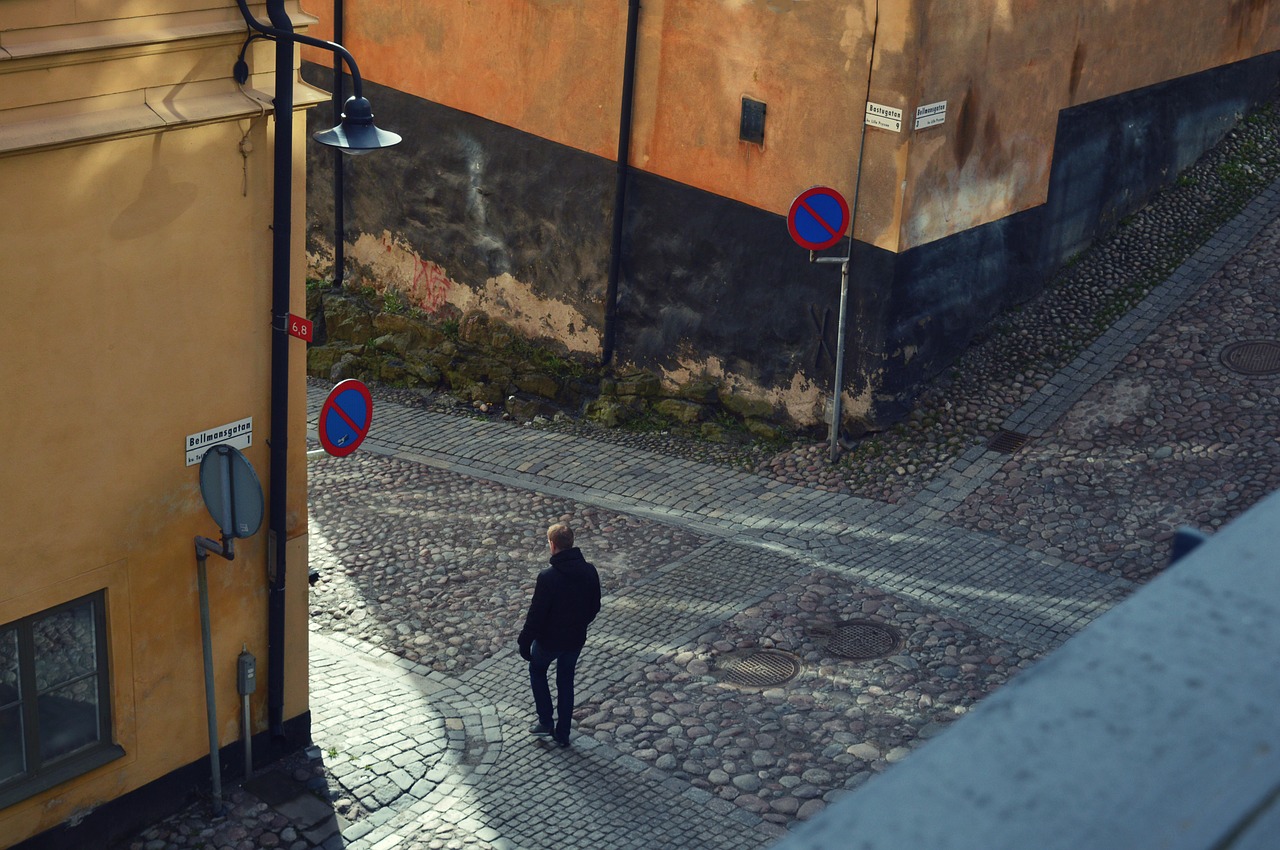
[115,169,1279,849]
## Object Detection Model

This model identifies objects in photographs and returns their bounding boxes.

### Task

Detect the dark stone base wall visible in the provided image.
[1042,51,1280,268]
[304,51,1280,428]
[302,65,617,315]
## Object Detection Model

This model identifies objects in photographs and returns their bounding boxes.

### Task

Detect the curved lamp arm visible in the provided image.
[233,0,365,98]
[232,0,400,153]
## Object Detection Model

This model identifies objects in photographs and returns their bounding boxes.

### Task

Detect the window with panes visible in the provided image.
[0,591,123,808]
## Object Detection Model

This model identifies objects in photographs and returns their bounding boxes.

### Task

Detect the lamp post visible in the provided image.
[232,0,399,742]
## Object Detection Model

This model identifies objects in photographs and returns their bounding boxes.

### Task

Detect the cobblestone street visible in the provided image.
[115,173,1279,850]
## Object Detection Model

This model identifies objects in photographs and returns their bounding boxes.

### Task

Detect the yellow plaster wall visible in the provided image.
[0,5,314,837]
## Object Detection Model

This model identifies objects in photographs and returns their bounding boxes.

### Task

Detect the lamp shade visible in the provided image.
[313,96,402,155]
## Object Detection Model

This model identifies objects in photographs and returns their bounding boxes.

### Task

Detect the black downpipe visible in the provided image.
[332,0,345,290]
[265,0,293,740]
[601,0,641,366]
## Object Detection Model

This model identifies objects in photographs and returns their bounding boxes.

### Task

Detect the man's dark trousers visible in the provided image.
[529,641,581,743]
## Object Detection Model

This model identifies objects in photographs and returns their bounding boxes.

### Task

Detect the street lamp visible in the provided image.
[231,0,399,746]
[313,95,401,153]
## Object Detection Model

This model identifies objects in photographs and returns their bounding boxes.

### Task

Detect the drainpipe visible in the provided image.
[265,0,294,740]
[332,0,345,291]
[601,0,641,366]
[829,0,879,458]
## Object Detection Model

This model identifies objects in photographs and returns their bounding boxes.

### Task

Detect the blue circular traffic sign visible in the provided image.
[319,379,373,457]
[787,186,850,251]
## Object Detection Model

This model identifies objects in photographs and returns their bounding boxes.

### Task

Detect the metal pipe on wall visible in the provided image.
[829,0,880,461]
[264,0,294,739]
[601,0,642,367]
[332,0,345,290]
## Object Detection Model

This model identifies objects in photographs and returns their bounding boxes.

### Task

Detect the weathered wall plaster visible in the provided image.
[345,230,602,354]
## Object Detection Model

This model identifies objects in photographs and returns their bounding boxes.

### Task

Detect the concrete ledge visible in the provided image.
[775,488,1280,850]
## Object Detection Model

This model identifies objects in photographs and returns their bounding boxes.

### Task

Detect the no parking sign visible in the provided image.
[318,379,373,457]
[787,186,850,252]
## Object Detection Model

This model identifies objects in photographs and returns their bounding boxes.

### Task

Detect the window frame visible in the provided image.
[0,590,124,810]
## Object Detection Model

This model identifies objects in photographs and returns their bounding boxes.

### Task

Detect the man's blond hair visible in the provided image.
[547,523,574,550]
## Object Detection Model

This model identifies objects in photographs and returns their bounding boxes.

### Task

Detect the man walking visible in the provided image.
[518,523,601,747]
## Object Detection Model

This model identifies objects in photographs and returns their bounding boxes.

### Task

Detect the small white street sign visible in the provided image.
[186,417,253,467]
[915,100,948,130]
[865,101,903,132]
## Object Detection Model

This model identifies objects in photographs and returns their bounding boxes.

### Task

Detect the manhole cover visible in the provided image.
[720,650,801,687]
[986,429,1030,454]
[1221,340,1280,375]
[826,620,903,660]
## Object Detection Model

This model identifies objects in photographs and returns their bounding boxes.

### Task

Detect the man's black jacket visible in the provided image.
[518,547,601,654]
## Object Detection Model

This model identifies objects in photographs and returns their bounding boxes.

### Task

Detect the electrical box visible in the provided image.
[237,649,257,695]
[740,97,766,145]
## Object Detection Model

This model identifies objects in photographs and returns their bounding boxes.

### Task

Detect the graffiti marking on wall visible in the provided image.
[408,257,452,313]
[375,231,453,314]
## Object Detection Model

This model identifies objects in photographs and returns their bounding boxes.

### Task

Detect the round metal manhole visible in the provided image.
[720,650,802,687]
[1221,340,1280,376]
[826,620,903,660]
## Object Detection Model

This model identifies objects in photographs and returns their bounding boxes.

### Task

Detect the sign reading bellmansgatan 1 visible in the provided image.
[186,417,252,467]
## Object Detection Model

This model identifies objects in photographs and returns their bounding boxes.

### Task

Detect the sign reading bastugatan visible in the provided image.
[865,101,903,132]
[186,417,253,466]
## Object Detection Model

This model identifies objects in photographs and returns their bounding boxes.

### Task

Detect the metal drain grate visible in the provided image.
[826,620,903,660]
[1221,340,1280,375]
[720,650,801,687]
[987,429,1030,454]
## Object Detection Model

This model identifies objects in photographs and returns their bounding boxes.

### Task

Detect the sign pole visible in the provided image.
[193,445,264,816]
[829,259,850,463]
[196,545,224,814]
[788,185,852,463]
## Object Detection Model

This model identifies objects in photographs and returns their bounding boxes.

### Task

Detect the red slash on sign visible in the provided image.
[288,313,314,342]
[787,186,850,252]
[318,379,373,457]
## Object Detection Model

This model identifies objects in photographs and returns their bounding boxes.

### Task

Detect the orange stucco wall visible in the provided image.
[891,0,1280,250]
[306,0,1278,252]
[304,0,629,156]
[303,0,876,236]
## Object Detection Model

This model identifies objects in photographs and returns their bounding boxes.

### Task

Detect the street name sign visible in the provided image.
[865,101,903,132]
[186,417,252,467]
[915,101,947,130]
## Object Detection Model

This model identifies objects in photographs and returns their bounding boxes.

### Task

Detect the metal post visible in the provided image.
[265,0,293,740]
[602,0,641,367]
[241,692,253,779]
[196,549,223,813]
[331,0,345,290]
[829,260,851,463]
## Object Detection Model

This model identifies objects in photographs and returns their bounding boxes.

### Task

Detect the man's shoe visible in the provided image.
[528,722,554,736]
[554,735,570,748]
